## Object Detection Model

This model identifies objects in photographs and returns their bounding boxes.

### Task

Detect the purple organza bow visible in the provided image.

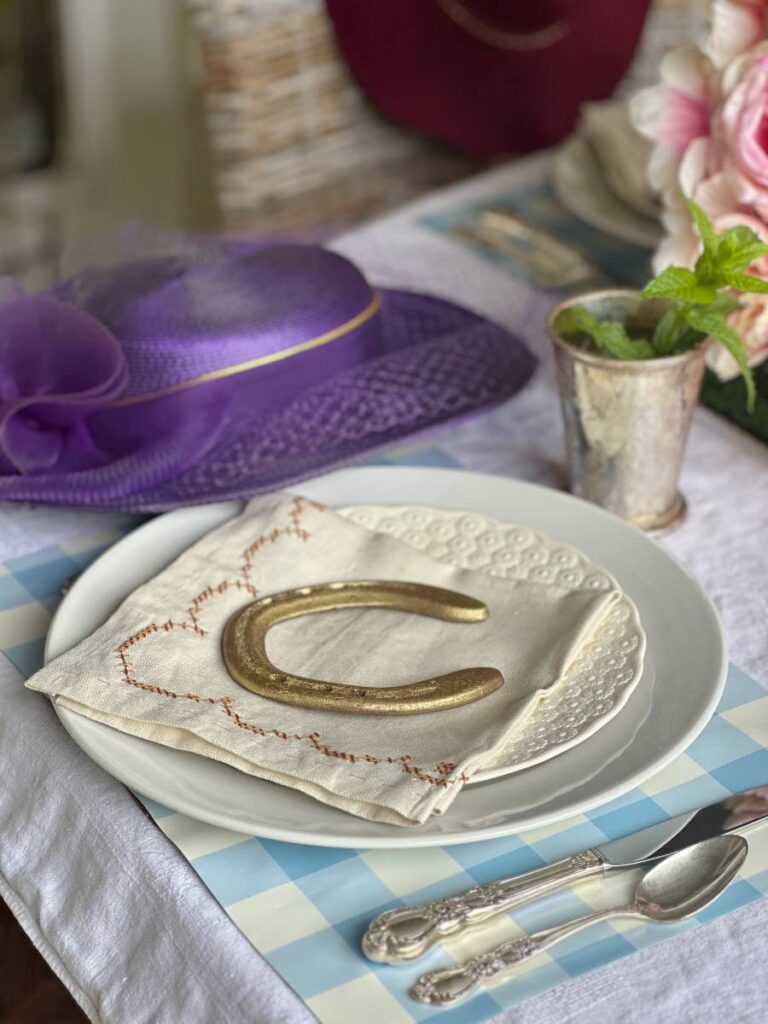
[0,279,127,475]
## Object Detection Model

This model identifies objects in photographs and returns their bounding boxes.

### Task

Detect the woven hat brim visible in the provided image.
[0,288,536,511]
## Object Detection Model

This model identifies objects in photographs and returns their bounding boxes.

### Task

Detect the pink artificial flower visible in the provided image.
[705,0,768,68]
[650,139,726,271]
[631,45,712,192]
[712,46,768,219]
[634,3,768,376]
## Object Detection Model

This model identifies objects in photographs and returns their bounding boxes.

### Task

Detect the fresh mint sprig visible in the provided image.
[556,199,768,410]
[555,305,656,360]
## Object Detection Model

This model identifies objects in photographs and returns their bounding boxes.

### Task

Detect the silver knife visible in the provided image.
[451,206,609,290]
[362,785,768,964]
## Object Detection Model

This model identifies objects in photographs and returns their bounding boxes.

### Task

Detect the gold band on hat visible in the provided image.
[110,289,382,408]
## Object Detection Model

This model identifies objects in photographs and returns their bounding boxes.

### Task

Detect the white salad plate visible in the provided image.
[46,467,726,848]
[341,505,646,781]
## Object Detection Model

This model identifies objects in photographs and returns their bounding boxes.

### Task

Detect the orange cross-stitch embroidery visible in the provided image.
[115,495,468,789]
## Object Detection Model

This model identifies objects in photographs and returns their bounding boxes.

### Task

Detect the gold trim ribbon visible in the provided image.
[110,289,382,408]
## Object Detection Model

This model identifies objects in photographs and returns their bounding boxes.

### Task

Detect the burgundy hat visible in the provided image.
[325,0,653,156]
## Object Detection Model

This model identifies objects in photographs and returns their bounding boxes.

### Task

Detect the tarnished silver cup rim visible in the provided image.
[548,289,708,372]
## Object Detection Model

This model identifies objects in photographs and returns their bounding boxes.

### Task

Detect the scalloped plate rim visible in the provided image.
[339,504,647,783]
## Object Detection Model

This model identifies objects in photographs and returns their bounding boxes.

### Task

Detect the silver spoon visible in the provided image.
[412,833,748,1007]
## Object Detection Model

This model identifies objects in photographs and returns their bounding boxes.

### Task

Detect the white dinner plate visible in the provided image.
[553,136,663,249]
[46,467,726,848]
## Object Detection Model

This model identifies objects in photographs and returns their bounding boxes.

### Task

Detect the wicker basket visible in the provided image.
[186,0,484,232]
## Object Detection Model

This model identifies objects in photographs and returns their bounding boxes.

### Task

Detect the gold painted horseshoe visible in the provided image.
[221,580,503,715]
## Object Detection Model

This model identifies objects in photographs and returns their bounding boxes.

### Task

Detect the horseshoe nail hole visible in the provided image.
[328,582,345,590]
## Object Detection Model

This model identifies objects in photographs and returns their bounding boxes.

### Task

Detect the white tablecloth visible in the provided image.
[2,154,768,1024]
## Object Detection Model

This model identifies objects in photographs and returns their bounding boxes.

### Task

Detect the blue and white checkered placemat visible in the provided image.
[139,662,768,1024]
[3,464,768,1024]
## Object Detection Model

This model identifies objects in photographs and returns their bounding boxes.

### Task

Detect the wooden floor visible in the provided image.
[0,899,87,1023]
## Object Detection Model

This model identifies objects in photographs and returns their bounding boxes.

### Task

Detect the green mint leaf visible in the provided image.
[554,306,593,337]
[713,224,768,275]
[555,306,655,360]
[694,251,712,280]
[706,292,741,316]
[652,308,705,356]
[720,270,768,294]
[686,309,756,411]
[687,198,718,276]
[641,266,717,304]
[651,307,684,356]
[587,321,656,359]
[687,198,718,252]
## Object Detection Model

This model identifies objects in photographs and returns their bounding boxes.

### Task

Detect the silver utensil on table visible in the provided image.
[452,207,606,289]
[363,785,768,963]
[412,833,747,1007]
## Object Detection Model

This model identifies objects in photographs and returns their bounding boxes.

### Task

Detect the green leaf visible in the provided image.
[651,307,684,356]
[686,308,756,410]
[720,270,768,294]
[651,313,705,356]
[694,251,713,280]
[707,292,741,316]
[687,198,718,275]
[587,322,656,360]
[554,306,592,337]
[555,305,655,360]
[713,224,768,275]
[675,326,710,352]
[641,266,717,304]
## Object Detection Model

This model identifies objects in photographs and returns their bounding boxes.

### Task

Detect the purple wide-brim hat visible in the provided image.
[0,235,536,511]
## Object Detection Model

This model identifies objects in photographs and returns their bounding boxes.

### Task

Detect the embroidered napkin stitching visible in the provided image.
[113,495,468,789]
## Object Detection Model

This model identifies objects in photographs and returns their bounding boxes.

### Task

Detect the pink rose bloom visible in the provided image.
[635,2,768,376]
[713,45,768,218]
[648,43,768,272]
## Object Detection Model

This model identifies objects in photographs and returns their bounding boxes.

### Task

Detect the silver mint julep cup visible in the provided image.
[548,290,708,532]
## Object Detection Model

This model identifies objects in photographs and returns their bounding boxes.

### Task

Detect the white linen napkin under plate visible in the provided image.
[28,493,620,826]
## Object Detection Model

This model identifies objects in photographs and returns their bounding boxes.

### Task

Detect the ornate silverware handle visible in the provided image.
[412,906,630,1006]
[362,850,604,963]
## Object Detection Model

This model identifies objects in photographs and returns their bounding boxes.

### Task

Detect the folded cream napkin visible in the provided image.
[28,493,620,826]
